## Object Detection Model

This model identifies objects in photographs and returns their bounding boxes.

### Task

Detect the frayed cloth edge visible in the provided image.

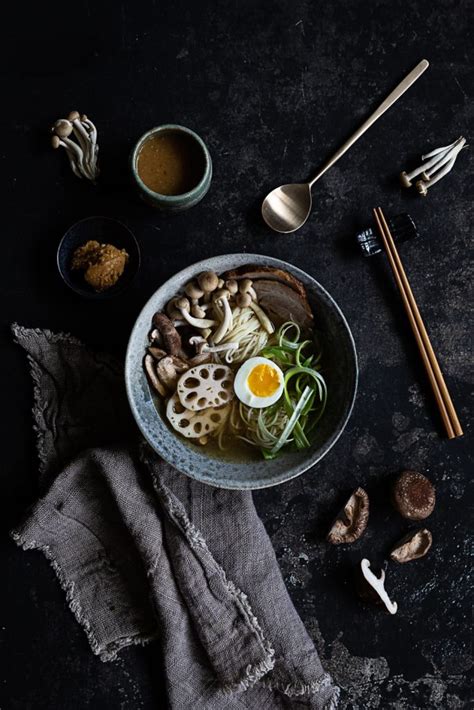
[10,528,158,662]
[11,322,83,348]
[222,654,276,694]
[148,465,276,691]
[11,324,85,477]
[263,673,340,707]
[148,461,341,703]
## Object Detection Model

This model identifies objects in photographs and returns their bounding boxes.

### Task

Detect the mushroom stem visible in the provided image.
[204,342,239,353]
[212,297,233,344]
[179,308,217,329]
[360,559,398,615]
[189,335,239,356]
[56,139,82,178]
[416,154,458,195]
[421,137,462,161]
[401,137,466,188]
[249,301,274,334]
[81,116,99,179]
[51,113,99,182]
[401,147,452,185]
[58,137,86,178]
[70,118,95,179]
[423,138,465,179]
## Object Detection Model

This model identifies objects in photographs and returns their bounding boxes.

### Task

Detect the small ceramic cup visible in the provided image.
[131,124,212,211]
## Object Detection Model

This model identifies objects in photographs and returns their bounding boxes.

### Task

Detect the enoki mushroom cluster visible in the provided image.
[51,111,99,181]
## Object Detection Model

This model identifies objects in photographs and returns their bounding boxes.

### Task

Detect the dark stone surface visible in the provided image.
[1,1,472,707]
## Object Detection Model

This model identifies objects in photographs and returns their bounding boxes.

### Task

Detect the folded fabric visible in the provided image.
[11,324,339,709]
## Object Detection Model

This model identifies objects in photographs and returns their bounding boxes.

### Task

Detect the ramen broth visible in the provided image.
[153,396,260,462]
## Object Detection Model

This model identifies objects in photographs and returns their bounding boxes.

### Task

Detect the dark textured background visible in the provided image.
[1,1,472,708]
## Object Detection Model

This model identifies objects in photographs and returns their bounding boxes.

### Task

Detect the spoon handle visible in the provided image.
[308,59,429,188]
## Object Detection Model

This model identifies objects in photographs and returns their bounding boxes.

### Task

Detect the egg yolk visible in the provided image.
[247,364,280,397]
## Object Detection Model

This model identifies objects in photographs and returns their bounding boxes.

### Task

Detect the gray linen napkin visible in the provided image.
[10,324,339,710]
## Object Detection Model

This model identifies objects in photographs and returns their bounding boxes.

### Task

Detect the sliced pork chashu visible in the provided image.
[253,280,314,333]
[222,264,314,332]
[222,264,308,300]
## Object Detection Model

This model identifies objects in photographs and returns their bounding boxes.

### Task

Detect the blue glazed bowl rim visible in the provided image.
[125,253,359,489]
[131,124,212,202]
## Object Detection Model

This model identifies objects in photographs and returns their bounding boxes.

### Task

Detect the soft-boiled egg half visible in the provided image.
[234,357,284,408]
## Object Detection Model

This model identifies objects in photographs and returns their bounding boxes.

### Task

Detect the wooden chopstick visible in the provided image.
[373,207,463,439]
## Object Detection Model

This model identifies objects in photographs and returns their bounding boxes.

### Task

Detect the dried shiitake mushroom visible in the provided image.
[327,487,369,544]
[144,354,167,398]
[390,528,432,563]
[392,470,435,520]
[152,313,182,356]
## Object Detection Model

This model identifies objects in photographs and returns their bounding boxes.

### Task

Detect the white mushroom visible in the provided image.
[166,297,183,320]
[189,335,239,356]
[80,114,99,175]
[239,278,257,301]
[179,309,217,329]
[416,147,464,196]
[51,112,99,182]
[235,292,252,308]
[213,288,230,302]
[197,271,219,294]
[67,110,96,179]
[184,281,204,300]
[177,297,216,326]
[400,136,465,189]
[212,297,233,344]
[51,134,82,178]
[176,296,190,312]
[225,279,239,296]
[52,119,73,138]
[249,301,275,334]
[191,304,207,319]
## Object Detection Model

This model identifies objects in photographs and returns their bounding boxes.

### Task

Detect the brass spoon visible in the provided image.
[261,60,429,234]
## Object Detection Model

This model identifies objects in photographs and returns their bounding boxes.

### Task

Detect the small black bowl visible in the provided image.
[57,216,140,299]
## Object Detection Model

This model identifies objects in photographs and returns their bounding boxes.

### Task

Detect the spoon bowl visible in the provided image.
[261,183,312,233]
[261,60,429,234]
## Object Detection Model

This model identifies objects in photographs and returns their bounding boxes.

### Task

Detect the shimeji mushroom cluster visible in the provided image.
[400,136,466,196]
[165,270,274,363]
[51,111,99,181]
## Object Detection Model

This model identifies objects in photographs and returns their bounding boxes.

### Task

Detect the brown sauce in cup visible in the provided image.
[137,132,205,195]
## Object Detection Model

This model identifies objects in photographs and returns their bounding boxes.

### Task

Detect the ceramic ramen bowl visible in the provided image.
[125,254,358,489]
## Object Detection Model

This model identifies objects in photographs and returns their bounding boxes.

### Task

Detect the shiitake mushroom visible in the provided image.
[392,470,436,520]
[327,487,369,545]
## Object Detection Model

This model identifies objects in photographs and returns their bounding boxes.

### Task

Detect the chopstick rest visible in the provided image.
[372,207,463,439]
[356,213,419,257]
